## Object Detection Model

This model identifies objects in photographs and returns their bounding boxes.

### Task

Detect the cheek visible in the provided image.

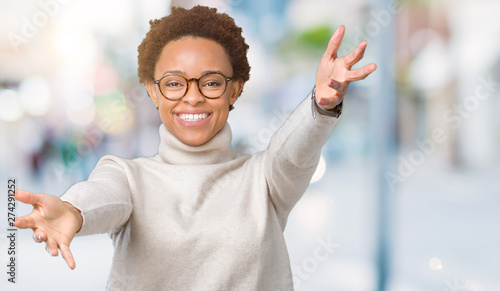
[217,97,231,114]
[211,100,230,125]
[158,100,175,121]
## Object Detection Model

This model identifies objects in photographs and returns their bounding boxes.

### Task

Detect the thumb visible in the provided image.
[14,190,42,206]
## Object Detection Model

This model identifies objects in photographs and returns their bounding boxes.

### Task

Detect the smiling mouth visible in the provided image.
[176,113,211,122]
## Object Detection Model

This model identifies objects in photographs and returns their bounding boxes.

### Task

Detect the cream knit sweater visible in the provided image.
[60,95,340,290]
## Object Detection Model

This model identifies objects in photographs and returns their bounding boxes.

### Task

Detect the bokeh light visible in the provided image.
[19,76,53,116]
[95,90,134,133]
[16,118,44,153]
[66,100,97,126]
[428,257,443,271]
[295,190,331,232]
[51,21,97,70]
[64,79,94,110]
[310,154,327,183]
[0,89,24,122]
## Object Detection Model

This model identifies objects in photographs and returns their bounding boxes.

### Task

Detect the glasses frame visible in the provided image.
[154,71,233,101]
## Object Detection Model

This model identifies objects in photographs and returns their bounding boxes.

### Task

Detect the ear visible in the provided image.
[229,81,243,106]
[145,81,159,109]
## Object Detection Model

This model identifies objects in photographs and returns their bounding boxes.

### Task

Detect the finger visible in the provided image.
[323,25,345,60]
[33,230,47,243]
[328,79,348,94]
[343,41,367,68]
[345,63,377,82]
[317,97,342,111]
[60,244,76,270]
[14,215,37,229]
[46,238,59,257]
[14,190,43,206]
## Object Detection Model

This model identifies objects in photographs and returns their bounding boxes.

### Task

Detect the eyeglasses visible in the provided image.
[154,71,233,101]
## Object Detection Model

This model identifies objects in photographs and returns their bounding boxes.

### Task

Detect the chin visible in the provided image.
[177,133,211,147]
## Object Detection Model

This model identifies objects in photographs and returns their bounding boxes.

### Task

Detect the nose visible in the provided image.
[182,79,204,106]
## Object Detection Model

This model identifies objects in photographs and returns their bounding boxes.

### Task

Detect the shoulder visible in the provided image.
[96,154,129,165]
[93,154,153,171]
[88,154,161,181]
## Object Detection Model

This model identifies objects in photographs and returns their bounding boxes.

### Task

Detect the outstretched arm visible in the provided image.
[15,156,133,269]
[264,26,377,228]
[14,190,83,270]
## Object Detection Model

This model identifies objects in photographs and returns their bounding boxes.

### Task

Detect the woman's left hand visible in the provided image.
[315,25,377,110]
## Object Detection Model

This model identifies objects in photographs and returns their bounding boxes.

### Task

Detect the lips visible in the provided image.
[174,111,212,127]
[177,113,209,121]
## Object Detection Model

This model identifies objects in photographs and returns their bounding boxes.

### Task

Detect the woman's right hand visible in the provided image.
[14,190,83,270]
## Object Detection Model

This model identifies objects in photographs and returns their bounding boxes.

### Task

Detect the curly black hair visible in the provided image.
[137,5,250,85]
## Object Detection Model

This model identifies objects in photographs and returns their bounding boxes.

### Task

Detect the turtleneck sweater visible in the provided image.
[60,95,341,290]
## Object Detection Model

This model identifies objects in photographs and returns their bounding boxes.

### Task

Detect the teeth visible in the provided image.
[178,113,209,121]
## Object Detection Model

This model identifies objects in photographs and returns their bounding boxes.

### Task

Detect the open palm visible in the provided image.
[14,190,81,269]
[315,25,377,110]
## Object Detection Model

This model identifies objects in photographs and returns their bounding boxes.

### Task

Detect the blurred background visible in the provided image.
[1,0,499,290]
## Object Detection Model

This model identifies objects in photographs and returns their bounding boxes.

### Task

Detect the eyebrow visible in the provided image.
[158,70,224,78]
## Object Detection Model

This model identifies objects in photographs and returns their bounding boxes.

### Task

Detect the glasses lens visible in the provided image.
[160,75,187,100]
[199,73,227,98]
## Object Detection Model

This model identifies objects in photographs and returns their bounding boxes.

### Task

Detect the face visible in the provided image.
[146,37,241,146]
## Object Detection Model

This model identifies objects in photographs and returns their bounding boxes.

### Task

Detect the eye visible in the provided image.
[164,81,184,87]
[203,81,222,88]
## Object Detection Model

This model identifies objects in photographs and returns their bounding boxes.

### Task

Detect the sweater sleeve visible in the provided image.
[263,93,341,229]
[60,155,133,236]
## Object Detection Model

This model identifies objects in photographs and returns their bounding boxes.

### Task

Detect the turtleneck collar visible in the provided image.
[156,123,236,165]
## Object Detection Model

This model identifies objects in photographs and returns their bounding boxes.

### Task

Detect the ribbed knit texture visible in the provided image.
[60,95,340,290]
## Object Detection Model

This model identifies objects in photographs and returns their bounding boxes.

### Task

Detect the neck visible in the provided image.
[157,123,236,165]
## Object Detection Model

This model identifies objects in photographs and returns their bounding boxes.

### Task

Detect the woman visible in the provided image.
[14,5,376,290]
